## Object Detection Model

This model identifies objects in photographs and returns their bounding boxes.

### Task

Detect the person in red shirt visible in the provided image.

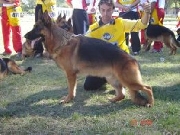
[1,0,23,58]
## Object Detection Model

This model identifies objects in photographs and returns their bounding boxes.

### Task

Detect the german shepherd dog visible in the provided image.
[56,13,73,33]
[0,58,32,79]
[22,13,73,58]
[25,11,154,107]
[22,37,44,58]
[144,24,180,55]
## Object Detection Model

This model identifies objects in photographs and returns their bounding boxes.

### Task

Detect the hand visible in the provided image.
[142,2,151,14]
[123,5,131,12]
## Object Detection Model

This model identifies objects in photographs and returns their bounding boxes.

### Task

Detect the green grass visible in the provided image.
[0,47,180,135]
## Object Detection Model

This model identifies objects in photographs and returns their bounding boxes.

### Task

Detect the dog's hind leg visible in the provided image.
[116,60,154,107]
[60,72,77,103]
[7,61,26,75]
[164,36,177,55]
[106,76,125,102]
[144,39,152,52]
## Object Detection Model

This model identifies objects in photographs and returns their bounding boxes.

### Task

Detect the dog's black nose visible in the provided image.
[24,32,29,39]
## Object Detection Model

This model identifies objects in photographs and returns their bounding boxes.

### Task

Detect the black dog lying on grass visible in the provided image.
[0,58,32,79]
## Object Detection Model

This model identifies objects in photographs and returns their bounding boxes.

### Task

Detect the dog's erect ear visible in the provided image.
[38,9,43,21]
[63,13,66,19]
[67,18,71,25]
[57,13,61,21]
[42,10,52,26]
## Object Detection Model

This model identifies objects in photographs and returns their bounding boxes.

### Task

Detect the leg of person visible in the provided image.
[130,11,140,55]
[10,6,22,56]
[84,76,107,91]
[131,32,141,55]
[152,41,163,52]
[72,9,89,34]
[141,29,146,44]
[1,7,12,55]
[125,33,130,47]
[119,12,130,47]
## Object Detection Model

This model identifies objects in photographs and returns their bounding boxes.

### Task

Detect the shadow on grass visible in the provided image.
[0,85,134,119]
[1,83,179,119]
[152,83,180,101]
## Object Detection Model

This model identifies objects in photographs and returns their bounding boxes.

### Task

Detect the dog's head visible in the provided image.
[22,38,43,58]
[25,10,52,40]
[22,39,35,57]
[24,11,73,57]
[56,13,73,33]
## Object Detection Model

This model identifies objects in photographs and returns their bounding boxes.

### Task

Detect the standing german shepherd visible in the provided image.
[25,11,154,107]
[0,58,32,79]
[144,24,180,55]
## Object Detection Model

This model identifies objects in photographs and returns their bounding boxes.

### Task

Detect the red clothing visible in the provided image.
[1,3,22,54]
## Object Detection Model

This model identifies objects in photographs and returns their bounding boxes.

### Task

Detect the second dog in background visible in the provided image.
[144,24,180,55]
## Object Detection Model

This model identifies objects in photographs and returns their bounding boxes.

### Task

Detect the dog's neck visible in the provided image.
[43,24,73,54]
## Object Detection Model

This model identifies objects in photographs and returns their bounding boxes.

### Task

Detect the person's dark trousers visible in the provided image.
[35,4,43,23]
[84,76,107,90]
[119,11,141,53]
[72,9,89,34]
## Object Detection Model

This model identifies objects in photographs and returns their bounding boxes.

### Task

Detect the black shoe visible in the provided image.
[2,51,12,56]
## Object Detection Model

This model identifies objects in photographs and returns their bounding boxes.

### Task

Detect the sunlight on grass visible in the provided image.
[0,17,180,134]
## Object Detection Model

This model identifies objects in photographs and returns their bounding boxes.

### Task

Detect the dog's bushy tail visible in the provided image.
[166,28,180,48]
[24,67,32,72]
[172,35,180,47]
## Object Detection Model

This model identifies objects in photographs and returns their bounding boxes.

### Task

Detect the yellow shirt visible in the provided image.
[36,0,56,12]
[117,0,136,5]
[86,18,147,53]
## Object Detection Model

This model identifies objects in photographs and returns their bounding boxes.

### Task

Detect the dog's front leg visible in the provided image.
[60,72,77,103]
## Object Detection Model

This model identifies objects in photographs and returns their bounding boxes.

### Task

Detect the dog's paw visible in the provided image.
[60,95,74,103]
[109,95,125,103]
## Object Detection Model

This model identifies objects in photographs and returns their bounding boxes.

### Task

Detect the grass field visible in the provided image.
[0,15,180,134]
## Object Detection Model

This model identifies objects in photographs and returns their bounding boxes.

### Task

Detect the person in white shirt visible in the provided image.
[66,0,96,34]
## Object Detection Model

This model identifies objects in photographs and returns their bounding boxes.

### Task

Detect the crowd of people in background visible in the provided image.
[0,0,179,58]
[0,0,179,92]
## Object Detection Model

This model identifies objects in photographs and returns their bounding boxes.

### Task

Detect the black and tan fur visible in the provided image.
[56,13,73,33]
[0,58,32,79]
[25,11,154,107]
[22,13,73,58]
[144,24,180,55]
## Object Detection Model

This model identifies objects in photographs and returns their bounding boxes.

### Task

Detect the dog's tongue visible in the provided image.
[31,37,41,48]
